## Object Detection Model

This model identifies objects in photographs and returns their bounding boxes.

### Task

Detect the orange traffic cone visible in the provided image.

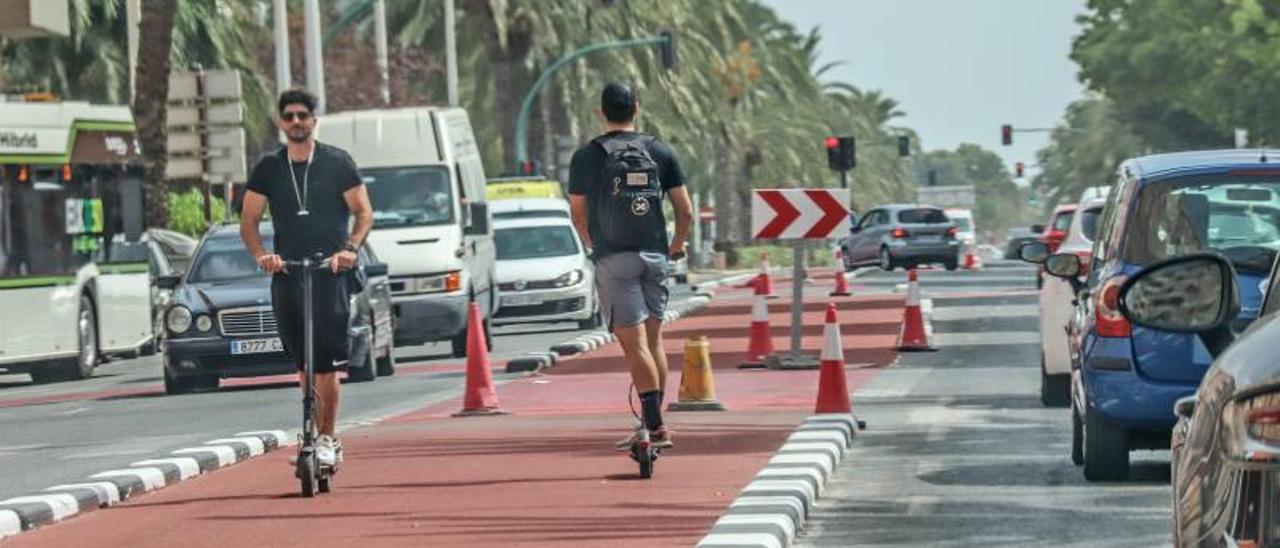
[897,268,934,352]
[831,249,852,297]
[453,302,506,417]
[815,303,852,414]
[758,252,775,298]
[739,281,774,369]
[964,249,981,270]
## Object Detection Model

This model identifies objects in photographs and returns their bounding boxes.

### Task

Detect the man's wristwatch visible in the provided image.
[341,242,358,253]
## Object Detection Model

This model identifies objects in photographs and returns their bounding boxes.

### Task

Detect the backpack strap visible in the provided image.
[593,133,656,155]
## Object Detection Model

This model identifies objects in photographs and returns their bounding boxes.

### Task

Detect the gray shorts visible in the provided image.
[594,251,670,329]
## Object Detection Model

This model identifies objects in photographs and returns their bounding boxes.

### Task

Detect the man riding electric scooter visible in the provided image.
[568,83,694,475]
[240,88,375,473]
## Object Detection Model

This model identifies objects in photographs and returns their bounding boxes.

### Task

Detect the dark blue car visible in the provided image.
[1058,150,1280,480]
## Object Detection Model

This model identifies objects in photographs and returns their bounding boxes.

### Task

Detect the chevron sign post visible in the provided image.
[749,188,852,370]
[752,189,851,240]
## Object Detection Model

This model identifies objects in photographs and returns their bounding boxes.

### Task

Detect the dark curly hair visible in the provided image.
[277,87,318,116]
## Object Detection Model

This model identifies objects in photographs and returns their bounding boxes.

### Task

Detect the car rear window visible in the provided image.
[1122,177,1280,272]
[898,208,947,224]
[1080,207,1103,241]
[1052,211,1074,231]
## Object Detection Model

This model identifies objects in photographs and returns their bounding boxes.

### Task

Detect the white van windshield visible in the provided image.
[363,167,454,229]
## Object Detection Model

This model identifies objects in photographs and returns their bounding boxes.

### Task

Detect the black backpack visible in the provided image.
[593,134,665,250]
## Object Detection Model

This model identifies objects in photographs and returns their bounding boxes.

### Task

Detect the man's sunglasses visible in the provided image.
[281,111,312,122]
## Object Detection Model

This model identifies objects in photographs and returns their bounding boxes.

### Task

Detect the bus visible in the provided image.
[0,99,154,382]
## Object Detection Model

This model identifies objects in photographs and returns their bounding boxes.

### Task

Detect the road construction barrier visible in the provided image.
[896,268,934,351]
[453,302,507,417]
[739,280,774,369]
[669,335,727,411]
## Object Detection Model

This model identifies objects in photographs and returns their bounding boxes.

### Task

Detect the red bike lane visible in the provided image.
[8,285,903,548]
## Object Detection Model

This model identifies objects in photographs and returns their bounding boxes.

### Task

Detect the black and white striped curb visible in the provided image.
[0,430,288,539]
[696,414,858,548]
[546,294,713,358]
[505,351,558,373]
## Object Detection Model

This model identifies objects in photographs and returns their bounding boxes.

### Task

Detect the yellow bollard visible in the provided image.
[668,335,727,411]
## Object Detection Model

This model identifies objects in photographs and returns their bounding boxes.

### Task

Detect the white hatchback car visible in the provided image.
[492,213,599,330]
[945,208,976,258]
[1038,188,1110,406]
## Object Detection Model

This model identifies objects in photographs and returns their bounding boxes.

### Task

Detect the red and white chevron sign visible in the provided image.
[751,189,851,240]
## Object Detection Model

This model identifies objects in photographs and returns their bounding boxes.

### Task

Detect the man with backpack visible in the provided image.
[568,82,694,450]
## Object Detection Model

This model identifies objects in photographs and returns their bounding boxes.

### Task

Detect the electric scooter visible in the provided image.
[283,254,337,497]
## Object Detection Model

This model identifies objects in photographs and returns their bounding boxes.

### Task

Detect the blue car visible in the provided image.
[1047,150,1280,481]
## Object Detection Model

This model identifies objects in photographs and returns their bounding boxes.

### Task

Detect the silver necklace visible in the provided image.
[285,144,315,216]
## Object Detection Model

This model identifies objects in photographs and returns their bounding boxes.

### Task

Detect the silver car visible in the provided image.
[841,204,961,271]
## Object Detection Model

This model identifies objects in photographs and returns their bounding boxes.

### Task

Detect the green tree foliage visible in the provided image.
[1032,97,1146,209]
[167,188,227,237]
[911,144,1032,237]
[1073,0,1280,149]
[384,0,914,247]
[0,0,271,140]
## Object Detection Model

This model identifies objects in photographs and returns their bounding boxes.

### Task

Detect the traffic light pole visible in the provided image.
[513,34,673,169]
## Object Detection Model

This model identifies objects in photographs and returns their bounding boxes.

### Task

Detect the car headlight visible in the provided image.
[166,306,193,334]
[194,314,213,332]
[554,269,584,287]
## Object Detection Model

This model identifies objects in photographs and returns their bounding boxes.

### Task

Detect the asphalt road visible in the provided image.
[799,262,1173,547]
[0,284,706,502]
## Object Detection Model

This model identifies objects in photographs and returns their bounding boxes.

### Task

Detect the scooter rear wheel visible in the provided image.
[636,445,653,479]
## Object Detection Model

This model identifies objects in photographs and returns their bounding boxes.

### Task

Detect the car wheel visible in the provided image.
[878,247,895,272]
[450,328,467,358]
[1083,406,1129,481]
[1071,400,1084,466]
[194,375,220,392]
[841,249,854,271]
[1040,354,1070,407]
[164,366,199,395]
[944,259,959,271]
[376,327,397,377]
[57,295,101,380]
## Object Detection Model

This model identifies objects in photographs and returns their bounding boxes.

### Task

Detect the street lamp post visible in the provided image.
[512,34,674,170]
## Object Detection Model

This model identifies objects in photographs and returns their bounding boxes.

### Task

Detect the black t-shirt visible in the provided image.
[246,142,362,261]
[567,131,686,256]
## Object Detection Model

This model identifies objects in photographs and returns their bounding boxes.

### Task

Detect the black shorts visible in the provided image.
[271,270,352,373]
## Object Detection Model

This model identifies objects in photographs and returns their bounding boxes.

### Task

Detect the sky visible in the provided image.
[759,0,1088,182]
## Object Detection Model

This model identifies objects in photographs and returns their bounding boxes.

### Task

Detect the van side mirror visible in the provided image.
[1117,253,1239,336]
[364,262,389,277]
[465,202,490,235]
[1031,224,1045,234]
[1044,253,1082,279]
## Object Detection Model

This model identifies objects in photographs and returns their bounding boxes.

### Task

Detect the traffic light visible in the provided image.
[897,136,910,157]
[826,136,856,171]
[658,30,677,70]
[1014,161,1025,178]
[1001,124,1013,146]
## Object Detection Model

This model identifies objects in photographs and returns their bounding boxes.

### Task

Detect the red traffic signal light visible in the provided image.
[1015,161,1025,178]
[1001,124,1013,146]
[826,136,855,171]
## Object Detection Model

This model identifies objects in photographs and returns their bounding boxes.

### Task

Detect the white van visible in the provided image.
[318,107,496,357]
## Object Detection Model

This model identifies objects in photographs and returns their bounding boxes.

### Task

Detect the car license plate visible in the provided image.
[230,338,284,355]
[504,294,543,307]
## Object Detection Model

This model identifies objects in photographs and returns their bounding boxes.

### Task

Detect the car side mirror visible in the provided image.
[1031,224,1046,234]
[1174,395,1196,419]
[1019,242,1050,264]
[1044,253,1083,279]
[1117,253,1239,336]
[364,262,389,277]
[464,202,490,235]
[156,275,181,290]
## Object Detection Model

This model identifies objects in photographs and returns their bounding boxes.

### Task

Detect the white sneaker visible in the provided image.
[316,435,337,467]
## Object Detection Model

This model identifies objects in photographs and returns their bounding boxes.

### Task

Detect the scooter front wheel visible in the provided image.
[635,444,654,479]
[298,454,317,497]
